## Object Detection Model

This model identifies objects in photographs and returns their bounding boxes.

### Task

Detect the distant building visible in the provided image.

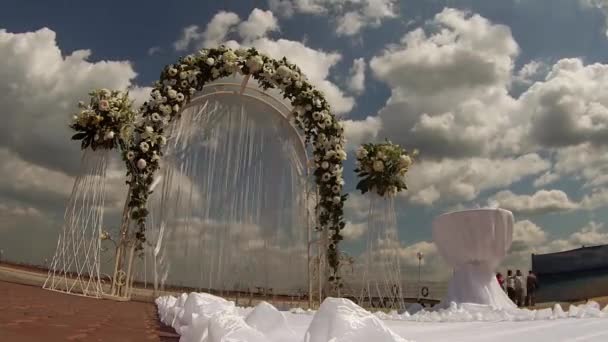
[532,244,608,302]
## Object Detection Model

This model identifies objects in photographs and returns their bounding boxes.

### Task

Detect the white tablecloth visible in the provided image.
[432,208,516,309]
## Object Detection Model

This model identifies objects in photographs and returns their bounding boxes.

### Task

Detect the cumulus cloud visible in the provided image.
[342,116,381,150]
[342,221,367,240]
[404,154,550,205]
[488,189,579,215]
[172,9,355,114]
[347,58,366,94]
[268,0,399,36]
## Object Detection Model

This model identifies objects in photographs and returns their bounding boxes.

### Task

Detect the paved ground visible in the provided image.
[0,281,179,342]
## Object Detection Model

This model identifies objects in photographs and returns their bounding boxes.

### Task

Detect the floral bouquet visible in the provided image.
[354,141,417,197]
[70,89,136,150]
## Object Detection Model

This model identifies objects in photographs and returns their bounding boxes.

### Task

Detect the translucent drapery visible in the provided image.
[44,149,108,297]
[356,194,405,310]
[144,89,310,299]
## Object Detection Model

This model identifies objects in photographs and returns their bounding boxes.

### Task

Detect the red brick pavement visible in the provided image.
[0,281,179,342]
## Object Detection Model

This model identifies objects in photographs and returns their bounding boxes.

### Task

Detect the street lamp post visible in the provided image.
[416,252,424,300]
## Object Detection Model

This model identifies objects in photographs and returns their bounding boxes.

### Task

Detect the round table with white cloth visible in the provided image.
[432,208,516,309]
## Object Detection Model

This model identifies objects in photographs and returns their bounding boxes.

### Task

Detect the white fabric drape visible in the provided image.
[432,208,516,309]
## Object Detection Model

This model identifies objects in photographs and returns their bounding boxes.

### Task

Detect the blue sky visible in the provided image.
[2,0,608,279]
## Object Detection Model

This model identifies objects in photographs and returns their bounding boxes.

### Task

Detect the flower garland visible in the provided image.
[354,141,417,197]
[121,46,347,284]
[70,89,136,150]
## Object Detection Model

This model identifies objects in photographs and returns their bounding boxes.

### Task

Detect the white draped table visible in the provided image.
[432,208,516,309]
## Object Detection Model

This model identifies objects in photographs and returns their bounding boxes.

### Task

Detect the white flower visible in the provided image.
[305,104,312,111]
[337,150,347,160]
[377,152,386,161]
[294,106,305,115]
[181,80,189,88]
[295,81,303,88]
[321,161,329,169]
[222,50,238,63]
[206,58,215,66]
[312,112,322,121]
[373,160,384,172]
[322,173,331,182]
[151,152,160,161]
[356,147,368,159]
[198,49,208,57]
[145,126,154,135]
[332,196,341,204]
[98,100,110,111]
[179,71,188,80]
[168,68,178,76]
[189,88,196,95]
[140,142,150,152]
[324,150,336,159]
[173,104,180,113]
[314,99,322,108]
[235,48,248,56]
[292,72,301,81]
[151,113,161,122]
[176,93,185,102]
[276,65,292,78]
[137,159,147,170]
[332,185,341,194]
[159,136,167,145]
[72,115,78,121]
[167,89,177,99]
[323,118,332,127]
[399,154,412,168]
[126,151,135,161]
[211,68,220,78]
[100,88,111,97]
[184,55,195,65]
[104,131,115,140]
[160,105,172,115]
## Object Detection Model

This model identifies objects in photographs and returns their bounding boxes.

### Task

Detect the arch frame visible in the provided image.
[122,46,347,288]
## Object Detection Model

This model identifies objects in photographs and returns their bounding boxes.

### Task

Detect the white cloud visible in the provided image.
[0,28,139,175]
[532,171,560,187]
[514,60,548,85]
[343,116,381,150]
[581,0,608,36]
[369,8,521,159]
[174,11,241,51]
[147,46,161,56]
[238,9,279,43]
[343,221,367,240]
[488,189,579,215]
[269,0,398,36]
[347,58,366,94]
[404,154,550,205]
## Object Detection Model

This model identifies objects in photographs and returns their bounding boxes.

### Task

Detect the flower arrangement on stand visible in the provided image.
[70,89,136,150]
[354,140,417,309]
[68,46,348,288]
[354,141,417,197]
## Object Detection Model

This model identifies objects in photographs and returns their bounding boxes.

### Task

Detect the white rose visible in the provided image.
[137,159,147,170]
[356,147,368,159]
[159,136,167,145]
[312,112,322,121]
[176,93,185,102]
[322,173,331,182]
[332,185,341,194]
[206,58,215,66]
[181,80,189,88]
[168,68,178,76]
[276,65,291,78]
[377,152,386,161]
[160,105,172,115]
[98,99,110,111]
[140,142,150,152]
[145,126,154,135]
[126,151,135,161]
[337,150,347,160]
[305,104,312,111]
[314,99,322,108]
[295,81,303,88]
[399,154,412,168]
[104,131,115,140]
[373,160,384,172]
[173,104,180,113]
[332,196,341,204]
[167,89,177,99]
[151,113,161,122]
[179,71,188,80]
[321,161,329,169]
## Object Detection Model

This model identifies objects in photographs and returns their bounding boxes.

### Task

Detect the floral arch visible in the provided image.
[67,46,348,296]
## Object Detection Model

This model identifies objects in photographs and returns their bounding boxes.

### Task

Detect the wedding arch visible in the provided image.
[44,46,348,303]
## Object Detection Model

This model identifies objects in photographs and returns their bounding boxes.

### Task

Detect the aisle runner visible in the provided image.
[156,292,608,342]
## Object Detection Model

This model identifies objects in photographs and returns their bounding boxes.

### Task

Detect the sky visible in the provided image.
[2,0,608,282]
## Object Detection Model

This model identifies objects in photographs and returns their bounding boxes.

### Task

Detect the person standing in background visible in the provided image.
[514,269,525,307]
[496,272,505,291]
[506,269,516,302]
[526,270,539,307]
